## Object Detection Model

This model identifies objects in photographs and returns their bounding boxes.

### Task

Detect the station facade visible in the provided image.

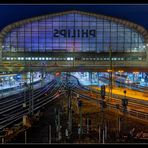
[0,10,148,72]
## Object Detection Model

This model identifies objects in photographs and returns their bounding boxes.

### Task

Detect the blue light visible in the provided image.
[13,74,21,80]
[2,12,146,53]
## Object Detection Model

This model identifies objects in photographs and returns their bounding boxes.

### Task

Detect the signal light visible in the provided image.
[101,85,105,99]
[55,72,61,76]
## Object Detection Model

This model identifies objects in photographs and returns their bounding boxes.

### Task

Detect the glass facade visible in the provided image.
[2,12,146,53]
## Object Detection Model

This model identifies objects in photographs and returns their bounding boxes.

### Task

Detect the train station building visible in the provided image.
[0,11,148,142]
[0,10,148,72]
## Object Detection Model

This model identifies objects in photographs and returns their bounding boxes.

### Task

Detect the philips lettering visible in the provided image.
[53,29,96,38]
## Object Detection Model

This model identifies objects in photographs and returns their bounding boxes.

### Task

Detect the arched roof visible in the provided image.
[0,10,148,53]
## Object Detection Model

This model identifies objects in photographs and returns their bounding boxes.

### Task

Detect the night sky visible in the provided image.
[0,4,148,31]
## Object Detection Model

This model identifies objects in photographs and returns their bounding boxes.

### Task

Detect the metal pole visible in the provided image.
[80,106,83,137]
[24,129,27,144]
[2,81,3,98]
[118,117,121,133]
[68,89,72,134]
[86,118,89,134]
[41,67,44,87]
[48,125,51,143]
[1,137,5,144]
[67,73,72,137]
[108,45,112,109]
[31,71,34,115]
[120,72,121,89]
[29,66,31,115]
[99,125,101,143]
[58,108,60,140]
[72,43,75,67]
[23,73,27,109]
[105,122,107,140]
[54,108,58,137]
[97,72,100,86]
[103,129,105,144]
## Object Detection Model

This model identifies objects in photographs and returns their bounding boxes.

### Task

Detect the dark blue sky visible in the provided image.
[0,4,148,30]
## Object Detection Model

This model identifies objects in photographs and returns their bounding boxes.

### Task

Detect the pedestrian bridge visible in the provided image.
[0,10,148,72]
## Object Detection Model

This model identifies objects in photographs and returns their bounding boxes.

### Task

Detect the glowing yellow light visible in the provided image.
[118,70,124,73]
[107,69,112,72]
[133,72,139,74]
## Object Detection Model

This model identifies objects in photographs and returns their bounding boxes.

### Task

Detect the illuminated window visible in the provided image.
[138,57,142,60]
[1,12,146,54]
[67,57,71,61]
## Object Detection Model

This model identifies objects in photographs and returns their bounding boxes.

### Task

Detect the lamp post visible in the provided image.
[78,100,83,138]
[31,71,34,115]
[24,128,27,144]
[107,45,113,109]
[115,104,120,139]
[41,66,44,87]
[48,124,51,143]
[23,72,27,109]
[28,63,34,116]
[100,85,107,143]
[107,69,112,109]
[67,86,72,137]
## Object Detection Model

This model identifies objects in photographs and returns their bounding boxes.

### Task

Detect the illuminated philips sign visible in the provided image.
[53,29,96,38]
